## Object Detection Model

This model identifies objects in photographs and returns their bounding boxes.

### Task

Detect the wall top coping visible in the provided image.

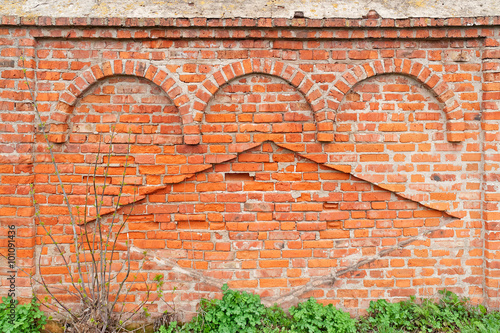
[2,15,500,29]
[3,0,500,20]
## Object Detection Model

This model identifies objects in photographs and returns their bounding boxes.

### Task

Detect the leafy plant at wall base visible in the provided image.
[264,304,292,330]
[288,298,356,333]
[360,298,418,332]
[459,311,500,333]
[157,321,179,333]
[154,287,500,333]
[359,289,491,333]
[0,297,47,333]
[433,289,480,327]
[184,284,267,333]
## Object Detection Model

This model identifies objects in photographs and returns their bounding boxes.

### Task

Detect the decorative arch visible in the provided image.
[190,59,335,143]
[327,59,465,142]
[49,60,192,143]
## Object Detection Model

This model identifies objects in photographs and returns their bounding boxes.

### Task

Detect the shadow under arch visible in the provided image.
[327,59,465,143]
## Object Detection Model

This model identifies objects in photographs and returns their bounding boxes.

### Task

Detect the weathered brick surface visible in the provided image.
[0,16,497,317]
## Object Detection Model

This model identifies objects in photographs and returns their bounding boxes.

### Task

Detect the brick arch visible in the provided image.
[188,59,335,144]
[327,59,465,142]
[49,60,191,143]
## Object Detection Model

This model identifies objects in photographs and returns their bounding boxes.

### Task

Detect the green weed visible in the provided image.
[289,298,356,333]
[0,297,47,333]
[156,288,500,333]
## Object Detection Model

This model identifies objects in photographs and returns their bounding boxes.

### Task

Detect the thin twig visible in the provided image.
[22,57,88,302]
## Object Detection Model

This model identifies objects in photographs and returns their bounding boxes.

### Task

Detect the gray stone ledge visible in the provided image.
[1,0,500,19]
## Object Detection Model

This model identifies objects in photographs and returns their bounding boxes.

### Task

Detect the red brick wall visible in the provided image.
[0,16,499,318]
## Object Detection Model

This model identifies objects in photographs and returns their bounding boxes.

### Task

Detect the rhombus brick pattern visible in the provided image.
[0,15,498,318]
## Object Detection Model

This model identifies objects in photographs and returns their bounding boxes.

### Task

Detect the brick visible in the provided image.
[2,17,498,318]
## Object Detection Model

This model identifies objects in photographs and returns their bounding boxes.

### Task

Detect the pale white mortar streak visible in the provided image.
[1,0,500,18]
[129,244,225,287]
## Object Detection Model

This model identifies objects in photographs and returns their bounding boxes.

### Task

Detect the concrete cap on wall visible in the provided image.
[1,0,500,19]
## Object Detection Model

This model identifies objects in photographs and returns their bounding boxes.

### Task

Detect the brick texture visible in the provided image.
[0,15,497,318]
